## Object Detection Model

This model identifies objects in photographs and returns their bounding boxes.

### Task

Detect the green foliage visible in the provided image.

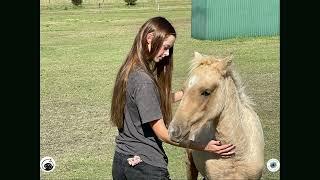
[124,0,137,5]
[71,0,82,6]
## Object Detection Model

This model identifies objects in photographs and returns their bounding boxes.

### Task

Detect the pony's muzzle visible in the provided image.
[168,125,184,142]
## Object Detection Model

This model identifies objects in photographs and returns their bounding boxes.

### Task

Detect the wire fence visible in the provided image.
[40,0,178,12]
[40,0,162,10]
[41,0,153,6]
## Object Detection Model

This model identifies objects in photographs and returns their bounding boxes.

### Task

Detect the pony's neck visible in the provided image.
[214,77,248,148]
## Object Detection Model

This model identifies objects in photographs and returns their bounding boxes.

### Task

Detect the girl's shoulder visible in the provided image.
[129,68,153,84]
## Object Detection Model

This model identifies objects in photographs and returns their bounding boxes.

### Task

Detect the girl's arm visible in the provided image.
[149,119,235,156]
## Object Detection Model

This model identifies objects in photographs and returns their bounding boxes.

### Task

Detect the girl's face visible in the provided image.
[148,35,176,62]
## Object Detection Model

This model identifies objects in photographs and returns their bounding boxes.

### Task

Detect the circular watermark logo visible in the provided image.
[266,158,280,172]
[40,156,56,172]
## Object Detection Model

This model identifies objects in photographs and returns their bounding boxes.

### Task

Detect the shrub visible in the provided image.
[71,0,83,6]
[124,0,137,5]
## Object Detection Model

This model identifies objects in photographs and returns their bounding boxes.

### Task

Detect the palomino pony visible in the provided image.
[168,52,264,179]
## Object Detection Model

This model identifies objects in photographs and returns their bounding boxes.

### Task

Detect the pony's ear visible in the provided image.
[218,55,234,75]
[194,51,203,59]
[224,54,233,66]
[191,51,204,66]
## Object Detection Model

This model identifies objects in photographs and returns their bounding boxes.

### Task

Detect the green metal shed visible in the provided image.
[191,0,279,40]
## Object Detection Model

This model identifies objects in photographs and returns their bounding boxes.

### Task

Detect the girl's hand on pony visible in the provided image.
[204,140,235,158]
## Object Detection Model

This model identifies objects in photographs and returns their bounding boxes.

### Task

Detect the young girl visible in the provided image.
[110,16,235,180]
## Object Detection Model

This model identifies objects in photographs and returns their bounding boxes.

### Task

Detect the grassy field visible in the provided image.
[40,0,280,179]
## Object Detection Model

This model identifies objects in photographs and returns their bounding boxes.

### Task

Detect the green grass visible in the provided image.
[40,0,279,179]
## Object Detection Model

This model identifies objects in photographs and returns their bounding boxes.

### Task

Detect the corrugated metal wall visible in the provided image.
[191,0,279,40]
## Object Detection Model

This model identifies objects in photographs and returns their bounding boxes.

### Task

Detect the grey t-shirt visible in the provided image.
[115,68,168,168]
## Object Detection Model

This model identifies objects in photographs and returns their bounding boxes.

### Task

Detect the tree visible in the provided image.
[71,0,83,6]
[124,0,137,6]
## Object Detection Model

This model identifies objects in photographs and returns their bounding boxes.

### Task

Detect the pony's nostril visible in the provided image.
[174,127,181,137]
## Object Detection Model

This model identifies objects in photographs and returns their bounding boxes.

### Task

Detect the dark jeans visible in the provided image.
[112,151,171,180]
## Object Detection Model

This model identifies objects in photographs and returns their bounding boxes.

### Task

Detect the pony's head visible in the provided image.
[169,52,233,143]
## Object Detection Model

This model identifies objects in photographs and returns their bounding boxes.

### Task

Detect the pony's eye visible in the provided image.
[201,91,211,96]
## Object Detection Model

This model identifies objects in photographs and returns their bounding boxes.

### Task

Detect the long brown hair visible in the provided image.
[110,16,176,129]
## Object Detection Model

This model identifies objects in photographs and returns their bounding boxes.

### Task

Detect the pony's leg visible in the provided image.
[185,149,198,180]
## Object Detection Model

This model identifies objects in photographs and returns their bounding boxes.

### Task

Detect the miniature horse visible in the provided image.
[169,52,264,179]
